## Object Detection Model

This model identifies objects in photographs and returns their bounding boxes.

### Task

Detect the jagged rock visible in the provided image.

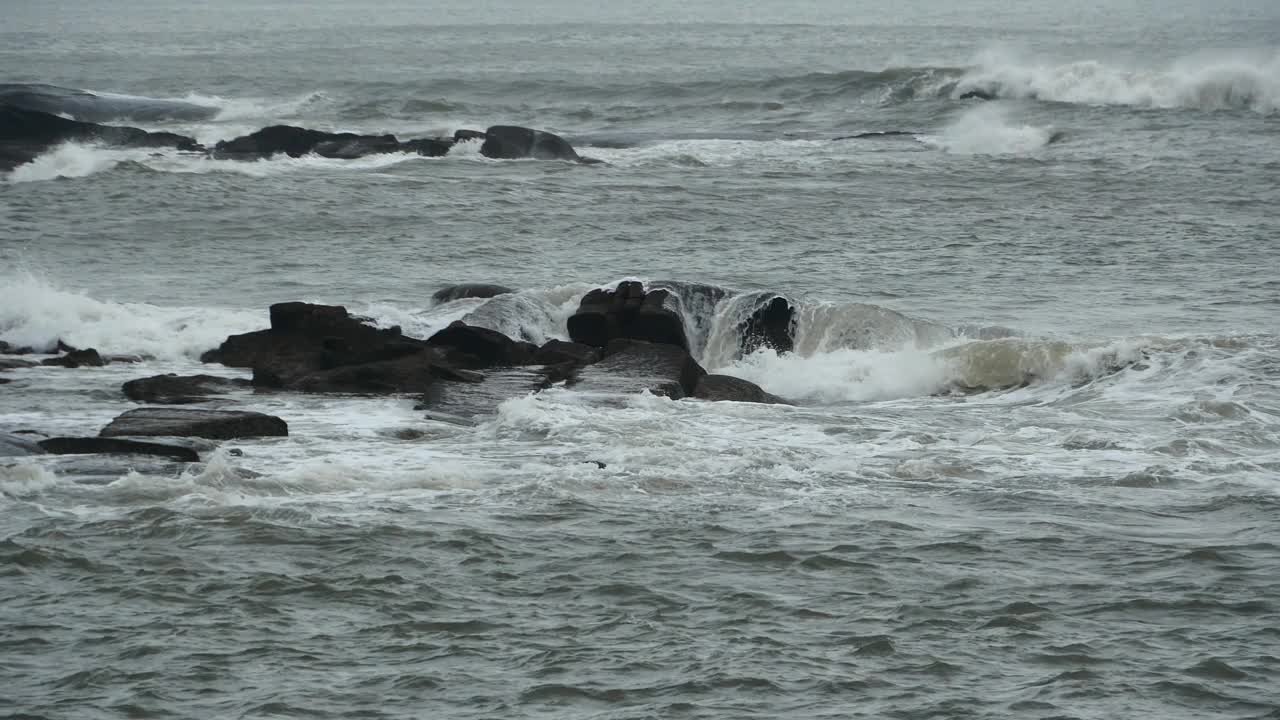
[37,437,200,462]
[40,348,105,368]
[740,295,795,355]
[568,281,690,351]
[480,125,582,162]
[122,374,251,404]
[568,338,706,399]
[402,138,454,157]
[274,351,450,394]
[693,375,789,405]
[431,283,515,303]
[100,408,288,440]
[426,321,537,369]
[202,302,424,377]
[0,432,45,457]
[212,126,454,160]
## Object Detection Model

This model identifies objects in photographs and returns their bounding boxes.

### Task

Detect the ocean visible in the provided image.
[2,1,1279,718]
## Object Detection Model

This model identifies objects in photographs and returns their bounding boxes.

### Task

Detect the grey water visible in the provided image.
[2,1,1279,718]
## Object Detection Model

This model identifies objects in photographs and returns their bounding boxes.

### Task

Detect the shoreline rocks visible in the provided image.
[100,408,288,440]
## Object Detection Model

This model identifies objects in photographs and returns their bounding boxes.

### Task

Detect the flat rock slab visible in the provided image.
[417,367,551,420]
[38,437,201,462]
[100,408,288,440]
[122,374,251,404]
[693,374,789,405]
[568,339,705,399]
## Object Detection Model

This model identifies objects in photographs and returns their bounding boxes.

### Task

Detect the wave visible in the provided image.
[952,50,1280,112]
[923,104,1059,155]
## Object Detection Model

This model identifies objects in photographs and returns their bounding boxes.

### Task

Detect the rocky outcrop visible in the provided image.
[211,125,452,160]
[0,82,219,122]
[533,340,601,367]
[100,408,288,440]
[568,339,706,399]
[37,437,200,462]
[568,281,690,351]
[740,295,794,355]
[0,358,38,370]
[693,375,788,405]
[122,374,251,404]
[425,321,537,369]
[1,106,203,172]
[431,283,515,303]
[40,348,106,368]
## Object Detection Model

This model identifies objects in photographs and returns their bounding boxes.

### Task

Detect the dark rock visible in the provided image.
[453,129,488,143]
[959,88,998,101]
[0,358,38,370]
[122,374,251,404]
[568,339,706,399]
[533,339,601,367]
[568,281,690,351]
[104,354,146,364]
[0,340,36,354]
[1,106,203,172]
[0,432,45,457]
[832,130,920,141]
[480,125,583,162]
[0,378,10,385]
[693,374,789,405]
[402,137,455,157]
[55,340,79,353]
[202,302,424,382]
[100,408,288,440]
[40,348,105,368]
[279,351,446,394]
[740,295,795,355]
[312,134,402,159]
[431,283,515,303]
[426,321,537,369]
[582,460,607,469]
[37,437,200,462]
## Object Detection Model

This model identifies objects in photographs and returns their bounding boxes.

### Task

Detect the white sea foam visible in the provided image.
[927,103,1056,155]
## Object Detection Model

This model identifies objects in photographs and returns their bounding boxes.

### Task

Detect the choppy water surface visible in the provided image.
[2,1,1279,718]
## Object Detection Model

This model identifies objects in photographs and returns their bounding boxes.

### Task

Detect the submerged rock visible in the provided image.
[417,366,554,419]
[37,437,200,462]
[211,125,453,160]
[122,374,252,404]
[100,408,288,440]
[740,295,795,355]
[40,348,106,368]
[568,281,690,351]
[431,283,515,303]
[568,338,706,399]
[0,432,45,457]
[0,358,38,370]
[693,374,789,405]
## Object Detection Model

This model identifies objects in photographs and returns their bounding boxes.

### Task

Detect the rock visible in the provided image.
[276,351,447,394]
[740,295,795,355]
[480,125,583,162]
[567,281,690,351]
[212,126,455,161]
[568,339,706,399]
[103,354,147,364]
[40,348,106,368]
[431,283,515,303]
[100,408,288,440]
[533,339,601,367]
[55,340,79,353]
[122,374,251,404]
[959,88,998,101]
[0,378,10,385]
[582,460,607,469]
[0,358,38,370]
[1,106,203,172]
[426,321,537,369]
[0,432,45,457]
[693,375,789,405]
[37,437,200,462]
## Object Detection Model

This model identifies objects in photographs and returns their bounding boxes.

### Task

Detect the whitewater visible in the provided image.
[3,0,1280,718]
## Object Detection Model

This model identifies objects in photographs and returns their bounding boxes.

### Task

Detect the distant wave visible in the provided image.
[951,50,1280,112]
